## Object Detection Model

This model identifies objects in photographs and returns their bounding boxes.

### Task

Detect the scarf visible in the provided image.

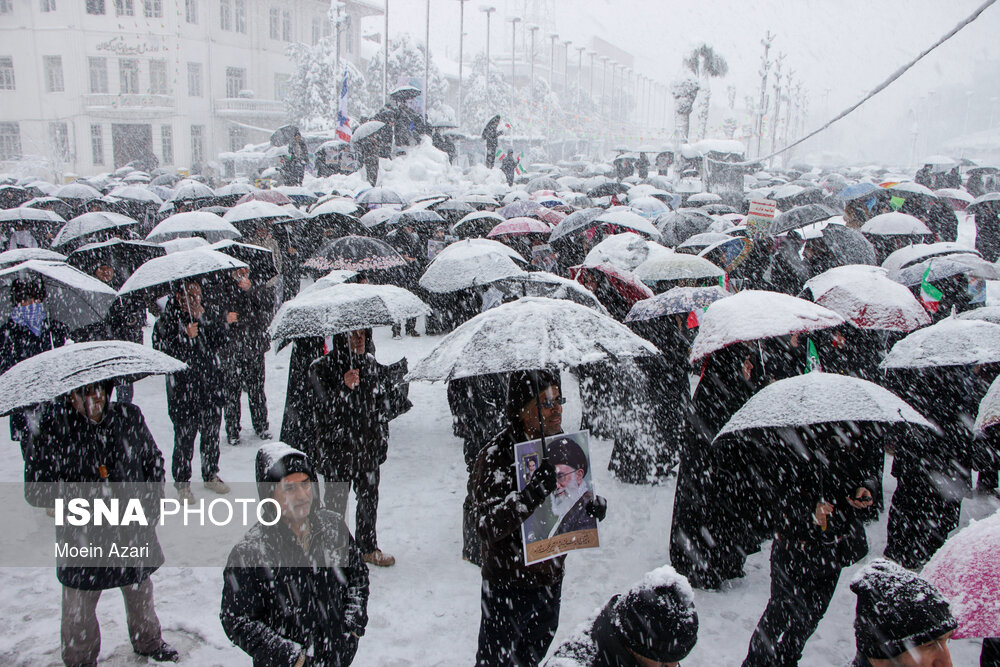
[11,303,46,337]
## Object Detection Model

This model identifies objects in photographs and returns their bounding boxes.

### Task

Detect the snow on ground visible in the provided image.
[0,317,996,666]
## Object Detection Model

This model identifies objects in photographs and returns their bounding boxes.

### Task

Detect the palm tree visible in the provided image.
[671,77,699,144]
[683,44,729,140]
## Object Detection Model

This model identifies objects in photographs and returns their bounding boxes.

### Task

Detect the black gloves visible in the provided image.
[521,459,557,507]
[585,495,607,521]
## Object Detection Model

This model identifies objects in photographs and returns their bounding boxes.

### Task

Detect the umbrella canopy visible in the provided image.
[407,296,658,381]
[170,181,215,202]
[0,206,65,226]
[716,372,933,439]
[356,187,405,205]
[625,286,729,323]
[525,176,559,193]
[419,242,526,293]
[451,211,504,238]
[360,207,398,229]
[303,235,407,273]
[433,199,476,214]
[881,242,977,273]
[811,224,878,266]
[687,192,722,204]
[880,318,1000,370]
[548,207,605,243]
[0,248,66,268]
[146,211,241,243]
[351,120,386,145]
[890,181,938,198]
[803,265,930,332]
[0,341,186,416]
[957,306,1000,326]
[160,237,211,254]
[214,182,256,198]
[118,249,248,296]
[222,200,292,225]
[52,211,138,247]
[486,217,551,237]
[634,253,724,284]
[656,209,715,246]
[569,263,654,305]
[310,198,360,217]
[921,510,1000,639]
[68,239,165,280]
[270,124,300,146]
[861,212,933,236]
[497,199,545,219]
[498,272,608,314]
[974,372,1000,433]
[269,283,430,341]
[587,182,630,198]
[837,182,880,202]
[690,290,845,363]
[0,260,117,329]
[891,253,1000,287]
[209,240,277,283]
[276,185,319,205]
[108,185,163,204]
[676,232,733,254]
[770,204,838,236]
[388,84,421,100]
[236,189,293,206]
[300,269,358,295]
[385,209,446,228]
[583,233,653,272]
[54,182,101,202]
[593,209,661,239]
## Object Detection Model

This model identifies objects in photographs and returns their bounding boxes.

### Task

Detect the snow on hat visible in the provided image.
[546,436,588,475]
[255,442,317,522]
[607,565,698,662]
[850,559,957,660]
[505,369,561,422]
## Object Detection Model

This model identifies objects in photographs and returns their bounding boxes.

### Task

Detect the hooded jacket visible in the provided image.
[221,443,369,667]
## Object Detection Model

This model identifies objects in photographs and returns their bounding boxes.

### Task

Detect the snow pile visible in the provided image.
[880,317,1000,370]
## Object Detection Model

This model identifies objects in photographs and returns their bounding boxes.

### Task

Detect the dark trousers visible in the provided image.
[885,477,963,569]
[61,577,162,667]
[171,404,222,483]
[476,579,562,667]
[391,319,418,336]
[743,541,840,667]
[463,438,484,564]
[223,353,268,440]
[324,468,380,553]
[983,638,1000,666]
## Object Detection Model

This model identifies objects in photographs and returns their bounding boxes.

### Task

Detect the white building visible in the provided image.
[0,0,382,179]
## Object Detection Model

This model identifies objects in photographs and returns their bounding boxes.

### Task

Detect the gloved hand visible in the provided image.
[585,495,607,521]
[521,459,557,507]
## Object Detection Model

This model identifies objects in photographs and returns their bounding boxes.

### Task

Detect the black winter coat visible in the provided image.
[280,337,325,453]
[221,509,369,667]
[152,298,229,420]
[72,295,146,344]
[0,316,69,373]
[218,283,273,362]
[24,401,165,590]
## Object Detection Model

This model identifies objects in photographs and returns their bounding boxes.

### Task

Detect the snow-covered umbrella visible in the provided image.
[0,248,66,269]
[160,237,211,254]
[300,269,358,295]
[889,181,938,198]
[496,272,608,314]
[593,209,661,239]
[803,265,930,332]
[770,203,838,236]
[276,185,319,205]
[310,197,361,217]
[385,209,446,228]
[269,283,430,341]
[356,187,405,206]
[548,207,605,243]
[836,182,880,202]
[351,120,386,146]
[0,341,186,416]
[0,206,65,226]
[388,84,421,100]
[716,372,934,439]
[687,192,722,204]
[419,243,526,293]
[676,232,733,254]
[269,123,300,146]
[689,290,845,363]
[498,199,546,219]
[975,372,1000,433]
[584,233,653,272]
[586,182,629,198]
[209,240,277,283]
[67,239,164,280]
[957,306,1000,326]
[434,237,525,263]
[222,200,292,226]
[54,182,101,203]
[861,212,933,236]
[360,207,398,229]
[625,286,729,323]
[407,296,659,382]
[170,181,215,202]
[108,185,163,204]
[51,211,138,248]
[525,176,559,193]
[634,253,724,287]
[0,260,117,329]
[628,196,669,218]
[656,209,715,246]
[891,253,1000,287]
[881,242,977,273]
[118,249,248,296]
[451,211,504,238]
[146,211,241,243]
[880,318,1000,370]
[921,509,1000,639]
[432,199,475,214]
[236,189,293,206]
[486,217,551,237]
[303,235,407,273]
[214,182,255,198]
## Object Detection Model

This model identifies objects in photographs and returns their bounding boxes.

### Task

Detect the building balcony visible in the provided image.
[83,93,176,120]
[214,98,288,123]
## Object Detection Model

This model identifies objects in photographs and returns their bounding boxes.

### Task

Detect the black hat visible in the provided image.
[850,559,957,661]
[605,566,699,662]
[10,276,45,305]
[505,369,560,423]
[255,441,317,519]
[546,436,588,475]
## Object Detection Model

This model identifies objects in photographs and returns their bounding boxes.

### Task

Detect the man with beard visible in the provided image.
[546,437,597,538]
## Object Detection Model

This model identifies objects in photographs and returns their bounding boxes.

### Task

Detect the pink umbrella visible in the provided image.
[922,509,1000,639]
[486,217,552,237]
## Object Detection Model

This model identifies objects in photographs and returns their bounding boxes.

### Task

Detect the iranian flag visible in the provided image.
[335,66,352,142]
[920,262,943,312]
[514,152,525,175]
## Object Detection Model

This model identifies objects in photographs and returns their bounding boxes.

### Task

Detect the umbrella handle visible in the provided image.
[530,372,547,457]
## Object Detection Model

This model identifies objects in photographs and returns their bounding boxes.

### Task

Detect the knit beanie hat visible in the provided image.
[609,565,699,662]
[505,369,560,424]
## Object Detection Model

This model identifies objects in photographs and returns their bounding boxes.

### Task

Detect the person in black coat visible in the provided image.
[0,276,68,447]
[217,268,273,446]
[741,426,873,666]
[151,278,230,500]
[483,115,502,168]
[280,336,325,454]
[222,442,369,667]
[24,382,177,666]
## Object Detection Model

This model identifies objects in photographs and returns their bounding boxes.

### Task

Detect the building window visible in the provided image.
[225,66,245,98]
[229,126,245,152]
[281,10,292,41]
[190,125,204,165]
[187,62,202,97]
[184,0,196,23]
[142,0,161,18]
[0,122,21,160]
[49,122,70,160]
[88,57,108,93]
[149,59,167,94]
[41,0,57,12]
[161,125,173,164]
[269,7,279,39]
[234,0,246,33]
[115,0,134,16]
[0,0,12,13]
[274,73,290,101]
[0,57,14,91]
[91,124,104,165]
[119,59,139,94]
[43,56,64,92]
[86,0,105,13]
[219,0,231,30]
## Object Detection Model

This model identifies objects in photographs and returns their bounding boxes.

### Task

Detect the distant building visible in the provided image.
[0,0,382,179]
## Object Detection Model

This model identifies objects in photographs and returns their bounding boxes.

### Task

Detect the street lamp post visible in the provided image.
[457,0,469,127]
[548,33,559,94]
[576,46,585,100]
[508,17,521,111]
[600,56,609,119]
[481,5,495,96]
[383,0,389,105]
[562,39,571,95]
[424,0,431,121]
[527,24,538,104]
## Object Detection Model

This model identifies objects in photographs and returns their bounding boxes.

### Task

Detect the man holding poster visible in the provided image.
[472,370,607,666]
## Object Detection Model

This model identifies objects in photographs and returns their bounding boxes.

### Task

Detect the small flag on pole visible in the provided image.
[804,339,822,373]
[336,66,352,142]
[514,152,525,176]
[920,262,943,313]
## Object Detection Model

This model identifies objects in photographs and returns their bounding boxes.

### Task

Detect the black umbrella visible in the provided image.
[548,207,605,243]
[210,240,278,284]
[656,210,714,246]
[451,211,505,239]
[810,224,877,267]
[769,203,838,236]
[68,239,166,287]
[482,114,502,138]
[270,124,300,146]
[0,184,30,208]
[302,235,408,273]
[587,182,630,198]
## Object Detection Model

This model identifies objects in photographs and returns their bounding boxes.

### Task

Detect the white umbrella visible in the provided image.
[593,209,662,239]
[146,211,241,243]
[880,317,1000,370]
[108,185,163,204]
[407,296,658,381]
[0,341,185,416]
[434,238,525,263]
[300,269,359,295]
[0,259,117,329]
[160,237,211,254]
[54,182,101,202]
[881,242,977,273]
[118,249,247,295]
[269,283,429,341]
[497,272,608,314]
[351,120,386,145]
[861,212,933,236]
[0,207,65,225]
[52,211,138,247]
[974,373,1000,433]
[0,248,66,268]
[689,290,845,363]
[222,200,292,224]
[634,252,724,284]
[170,181,215,201]
[716,372,933,439]
[803,265,930,332]
[583,233,651,272]
[419,243,527,293]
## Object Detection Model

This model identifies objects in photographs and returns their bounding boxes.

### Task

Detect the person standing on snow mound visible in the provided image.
[222,443,369,667]
[545,565,698,667]
[472,369,608,667]
[848,559,957,667]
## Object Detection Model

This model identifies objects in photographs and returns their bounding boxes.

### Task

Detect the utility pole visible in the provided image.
[508,17,521,111]
[383,0,389,105]
[527,24,538,104]
[588,51,596,103]
[600,56,609,120]
[548,33,558,94]
[424,0,430,121]
[576,46,585,103]
[457,0,468,127]
[481,6,495,100]
[755,30,774,159]
[562,39,571,95]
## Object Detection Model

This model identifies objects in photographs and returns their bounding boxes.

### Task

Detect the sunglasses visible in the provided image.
[538,396,567,410]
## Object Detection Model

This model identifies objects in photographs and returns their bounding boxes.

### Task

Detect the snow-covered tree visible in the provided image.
[285,37,364,131]
[683,43,729,140]
[361,34,449,119]
[671,77,699,143]
[460,54,511,133]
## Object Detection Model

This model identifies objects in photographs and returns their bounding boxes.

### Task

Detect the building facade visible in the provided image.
[0,0,381,179]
